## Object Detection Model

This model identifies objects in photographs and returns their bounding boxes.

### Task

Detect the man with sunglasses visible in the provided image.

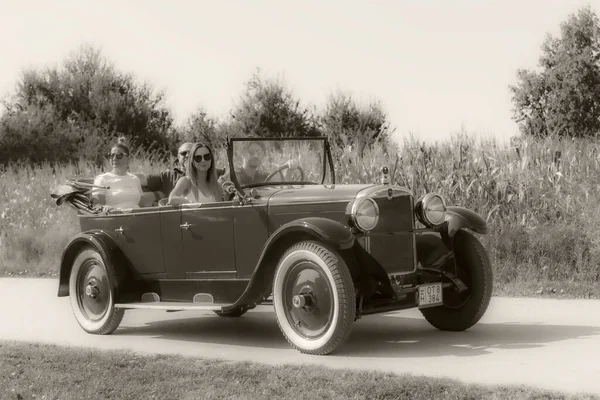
[137,142,193,201]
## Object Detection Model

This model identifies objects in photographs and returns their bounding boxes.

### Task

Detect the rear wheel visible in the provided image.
[420,230,493,331]
[273,241,355,355]
[69,248,124,334]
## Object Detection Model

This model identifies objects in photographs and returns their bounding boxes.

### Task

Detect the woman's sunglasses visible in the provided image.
[193,153,212,162]
[108,153,128,160]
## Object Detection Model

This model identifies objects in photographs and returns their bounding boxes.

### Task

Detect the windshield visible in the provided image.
[229,138,328,188]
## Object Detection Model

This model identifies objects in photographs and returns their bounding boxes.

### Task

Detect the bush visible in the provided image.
[0,44,175,166]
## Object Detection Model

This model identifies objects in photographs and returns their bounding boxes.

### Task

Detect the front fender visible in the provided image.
[57,230,128,297]
[417,205,488,270]
[222,217,355,312]
[445,206,488,237]
[268,217,355,251]
[416,232,453,269]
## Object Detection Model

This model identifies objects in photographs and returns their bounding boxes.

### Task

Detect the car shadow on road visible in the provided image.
[117,310,291,350]
[115,309,600,357]
[338,315,600,357]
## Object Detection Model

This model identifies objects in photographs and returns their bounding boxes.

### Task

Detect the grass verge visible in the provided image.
[1,341,597,400]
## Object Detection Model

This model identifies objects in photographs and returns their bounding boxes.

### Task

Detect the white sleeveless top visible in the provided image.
[93,172,142,209]
[185,184,216,203]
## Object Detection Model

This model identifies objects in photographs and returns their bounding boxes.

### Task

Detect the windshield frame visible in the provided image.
[226,136,335,190]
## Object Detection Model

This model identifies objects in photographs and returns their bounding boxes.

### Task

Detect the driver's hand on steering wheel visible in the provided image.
[222,180,236,195]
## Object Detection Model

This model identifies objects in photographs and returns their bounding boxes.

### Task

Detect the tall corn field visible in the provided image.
[338,133,598,228]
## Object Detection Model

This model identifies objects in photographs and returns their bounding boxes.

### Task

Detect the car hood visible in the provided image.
[266,184,374,207]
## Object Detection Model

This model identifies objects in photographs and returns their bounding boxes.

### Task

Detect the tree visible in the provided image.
[0,44,175,164]
[177,107,226,150]
[510,6,600,137]
[320,91,394,154]
[228,70,320,138]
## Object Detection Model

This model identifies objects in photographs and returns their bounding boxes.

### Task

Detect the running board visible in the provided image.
[114,302,231,311]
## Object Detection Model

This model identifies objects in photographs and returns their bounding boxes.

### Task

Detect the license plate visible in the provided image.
[418,283,443,309]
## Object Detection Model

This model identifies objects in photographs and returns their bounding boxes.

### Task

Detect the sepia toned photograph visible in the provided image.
[1,1,600,399]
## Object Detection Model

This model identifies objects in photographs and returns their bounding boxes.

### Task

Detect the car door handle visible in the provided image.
[115,227,124,234]
[180,222,192,230]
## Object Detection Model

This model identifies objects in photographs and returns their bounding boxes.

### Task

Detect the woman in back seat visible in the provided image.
[91,137,143,212]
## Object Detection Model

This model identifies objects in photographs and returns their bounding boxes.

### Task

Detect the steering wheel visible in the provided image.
[265,163,305,182]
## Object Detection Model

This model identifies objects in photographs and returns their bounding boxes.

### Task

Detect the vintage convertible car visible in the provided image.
[55,137,492,355]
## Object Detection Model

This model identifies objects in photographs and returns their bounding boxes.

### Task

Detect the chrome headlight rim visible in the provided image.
[418,193,447,227]
[349,197,380,232]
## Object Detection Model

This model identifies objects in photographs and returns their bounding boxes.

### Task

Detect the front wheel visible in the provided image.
[69,248,124,334]
[420,230,493,331]
[273,241,355,355]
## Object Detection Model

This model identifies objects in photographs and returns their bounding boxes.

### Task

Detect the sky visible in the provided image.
[2,0,599,145]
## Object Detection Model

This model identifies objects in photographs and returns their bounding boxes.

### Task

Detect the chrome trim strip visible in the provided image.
[186,271,237,279]
[78,202,238,218]
[79,210,165,218]
[270,210,344,216]
[364,232,414,237]
[269,199,350,207]
[156,278,250,282]
[114,302,228,311]
[356,185,414,199]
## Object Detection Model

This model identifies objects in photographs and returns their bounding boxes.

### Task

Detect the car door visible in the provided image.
[232,201,269,279]
[81,209,165,276]
[172,202,236,279]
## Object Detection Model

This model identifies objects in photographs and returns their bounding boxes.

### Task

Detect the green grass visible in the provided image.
[493,275,600,298]
[1,341,597,400]
[2,133,600,297]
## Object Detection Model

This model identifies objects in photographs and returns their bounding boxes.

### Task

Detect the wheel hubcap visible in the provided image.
[77,260,110,321]
[292,292,315,309]
[85,278,100,299]
[283,261,334,339]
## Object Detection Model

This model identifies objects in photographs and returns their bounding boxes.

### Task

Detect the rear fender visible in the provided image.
[445,206,488,237]
[222,217,355,311]
[57,230,130,298]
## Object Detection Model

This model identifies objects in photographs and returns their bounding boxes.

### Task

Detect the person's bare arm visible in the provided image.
[91,176,106,206]
[168,177,191,205]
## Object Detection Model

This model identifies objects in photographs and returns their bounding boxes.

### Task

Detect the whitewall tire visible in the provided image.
[69,248,124,334]
[273,241,355,355]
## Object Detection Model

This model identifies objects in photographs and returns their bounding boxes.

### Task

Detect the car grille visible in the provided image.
[359,190,416,274]
[372,195,414,233]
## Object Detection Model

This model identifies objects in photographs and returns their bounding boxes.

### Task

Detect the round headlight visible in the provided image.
[350,198,379,231]
[420,193,447,226]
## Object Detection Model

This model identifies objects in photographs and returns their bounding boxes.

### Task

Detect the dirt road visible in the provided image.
[1,278,598,395]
